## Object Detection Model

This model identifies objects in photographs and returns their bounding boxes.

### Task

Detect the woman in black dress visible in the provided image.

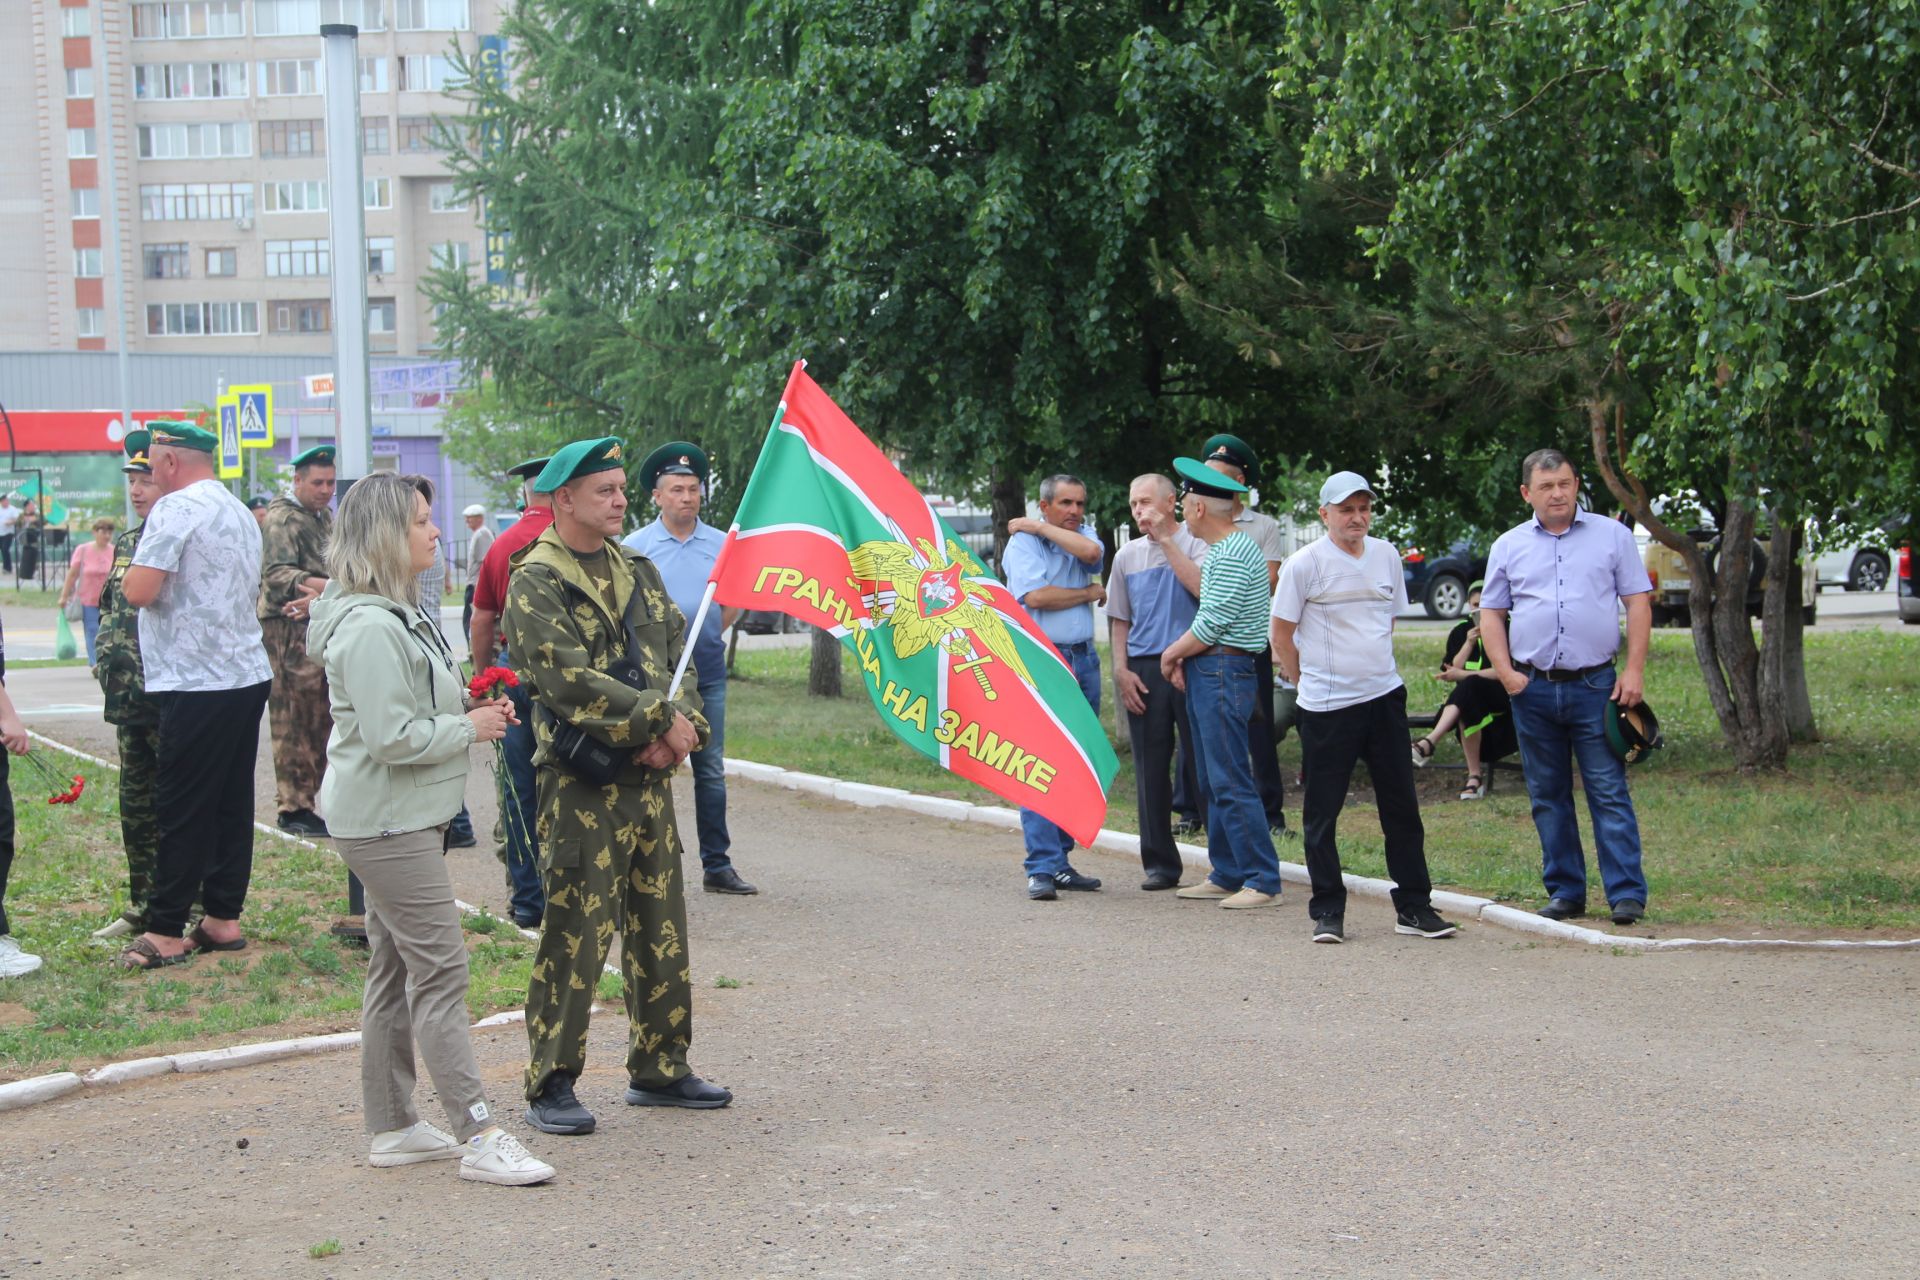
[1409,583,1516,798]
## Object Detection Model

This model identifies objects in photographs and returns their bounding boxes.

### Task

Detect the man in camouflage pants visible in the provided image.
[90,430,165,940]
[259,445,336,836]
[503,436,733,1137]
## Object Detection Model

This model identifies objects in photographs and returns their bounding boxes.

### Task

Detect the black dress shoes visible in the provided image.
[1140,873,1181,891]
[1610,900,1646,925]
[626,1073,733,1109]
[702,868,759,895]
[1537,897,1588,921]
[278,809,329,836]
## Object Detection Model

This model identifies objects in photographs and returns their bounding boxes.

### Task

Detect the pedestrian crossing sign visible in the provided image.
[231,384,274,449]
[216,395,244,479]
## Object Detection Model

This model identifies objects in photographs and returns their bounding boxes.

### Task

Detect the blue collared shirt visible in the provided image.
[1481,510,1652,670]
[1002,529,1095,646]
[622,517,727,683]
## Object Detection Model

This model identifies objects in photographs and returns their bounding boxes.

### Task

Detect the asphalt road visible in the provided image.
[1,668,1917,1277]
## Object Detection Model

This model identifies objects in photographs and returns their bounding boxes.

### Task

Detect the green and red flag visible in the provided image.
[708,363,1118,845]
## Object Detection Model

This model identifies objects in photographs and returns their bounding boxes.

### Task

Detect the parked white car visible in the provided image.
[1811,544,1892,592]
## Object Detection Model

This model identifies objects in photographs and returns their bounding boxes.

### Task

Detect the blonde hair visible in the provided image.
[327,473,423,605]
[92,517,117,533]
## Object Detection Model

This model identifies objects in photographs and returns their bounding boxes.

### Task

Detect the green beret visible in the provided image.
[291,445,337,469]
[639,440,709,493]
[505,455,550,479]
[121,429,152,474]
[149,421,217,453]
[1201,433,1259,487]
[531,437,627,494]
[1172,455,1248,499]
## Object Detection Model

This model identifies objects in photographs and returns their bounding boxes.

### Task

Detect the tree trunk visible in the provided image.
[990,465,1025,570]
[807,625,842,698]
[1762,506,1818,743]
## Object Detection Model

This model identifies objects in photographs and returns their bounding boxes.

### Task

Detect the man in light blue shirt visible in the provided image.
[1001,473,1106,900]
[622,440,756,896]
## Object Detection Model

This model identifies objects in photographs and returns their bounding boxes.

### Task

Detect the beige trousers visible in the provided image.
[337,827,493,1140]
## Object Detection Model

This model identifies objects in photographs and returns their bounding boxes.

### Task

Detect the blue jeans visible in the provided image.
[690,676,732,874]
[1020,641,1101,877]
[1507,666,1647,906]
[82,605,101,665]
[500,676,545,922]
[1185,653,1282,895]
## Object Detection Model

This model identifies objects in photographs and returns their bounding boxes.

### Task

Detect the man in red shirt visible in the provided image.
[469,456,551,928]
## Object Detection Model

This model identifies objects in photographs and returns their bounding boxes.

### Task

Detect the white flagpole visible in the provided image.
[667,580,718,700]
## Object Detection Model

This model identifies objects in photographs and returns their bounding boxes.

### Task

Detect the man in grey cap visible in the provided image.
[1271,471,1456,944]
[462,503,493,645]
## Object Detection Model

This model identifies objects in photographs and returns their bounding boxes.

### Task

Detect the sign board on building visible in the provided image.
[231,384,274,448]
[216,395,244,479]
[305,373,335,398]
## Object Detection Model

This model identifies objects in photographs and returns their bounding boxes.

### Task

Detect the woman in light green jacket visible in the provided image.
[309,473,553,1188]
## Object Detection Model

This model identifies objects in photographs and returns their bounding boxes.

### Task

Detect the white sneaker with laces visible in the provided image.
[459,1128,555,1186]
[0,937,43,979]
[369,1121,465,1167]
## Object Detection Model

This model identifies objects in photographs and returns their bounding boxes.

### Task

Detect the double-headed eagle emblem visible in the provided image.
[847,534,1034,701]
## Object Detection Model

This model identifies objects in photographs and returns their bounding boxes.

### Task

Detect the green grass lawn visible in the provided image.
[0,755,541,1081]
[726,629,1920,932]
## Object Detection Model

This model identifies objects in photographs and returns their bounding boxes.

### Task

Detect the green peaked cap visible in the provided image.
[1172,455,1248,498]
[121,429,152,473]
[531,437,626,494]
[1201,433,1259,487]
[639,440,709,492]
[506,455,550,479]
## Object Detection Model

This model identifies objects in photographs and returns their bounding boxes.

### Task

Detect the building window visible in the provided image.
[67,129,97,159]
[398,55,459,92]
[368,297,397,333]
[73,249,104,279]
[132,1,247,39]
[427,183,467,213]
[139,182,255,221]
[366,236,395,274]
[328,0,387,29]
[270,299,332,334]
[144,242,192,279]
[253,0,387,34]
[360,56,388,93]
[62,8,91,37]
[363,177,391,209]
[262,181,327,214]
[205,247,237,276]
[258,59,320,97]
[146,300,260,336]
[397,116,439,152]
[428,241,469,270]
[77,308,106,338]
[72,188,100,219]
[133,62,249,101]
[393,0,467,31]
[265,238,330,277]
[259,119,324,158]
[138,122,252,160]
[66,68,93,99]
[362,117,390,154]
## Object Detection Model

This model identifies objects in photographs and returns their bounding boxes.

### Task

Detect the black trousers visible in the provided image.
[1124,654,1200,881]
[461,583,475,651]
[1296,685,1432,919]
[0,750,13,937]
[148,681,271,936]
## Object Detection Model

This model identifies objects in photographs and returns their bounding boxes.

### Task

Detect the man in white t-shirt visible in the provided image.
[0,496,18,574]
[115,421,272,969]
[1271,471,1455,945]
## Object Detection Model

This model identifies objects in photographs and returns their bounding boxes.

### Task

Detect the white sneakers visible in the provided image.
[370,1121,554,1186]
[0,936,42,978]
[369,1121,466,1167]
[459,1129,555,1186]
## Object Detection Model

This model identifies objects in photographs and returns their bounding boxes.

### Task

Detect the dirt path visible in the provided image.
[3,747,1918,1276]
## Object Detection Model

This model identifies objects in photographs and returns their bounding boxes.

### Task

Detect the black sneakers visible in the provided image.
[277,809,329,837]
[1026,874,1058,901]
[1312,915,1345,944]
[1053,868,1102,891]
[525,1073,596,1135]
[625,1074,733,1109]
[1394,906,1459,938]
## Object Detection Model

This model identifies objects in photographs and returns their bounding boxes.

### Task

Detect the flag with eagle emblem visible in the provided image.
[708,363,1119,845]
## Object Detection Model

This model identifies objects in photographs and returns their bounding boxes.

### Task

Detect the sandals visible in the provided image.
[1411,736,1436,767]
[1460,774,1488,800]
[116,937,195,970]
[189,924,247,954]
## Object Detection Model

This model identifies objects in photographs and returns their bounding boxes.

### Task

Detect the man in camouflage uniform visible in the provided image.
[89,430,165,940]
[503,437,733,1136]
[258,445,336,836]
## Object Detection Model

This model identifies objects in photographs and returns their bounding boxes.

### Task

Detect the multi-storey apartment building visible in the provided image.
[2,0,500,357]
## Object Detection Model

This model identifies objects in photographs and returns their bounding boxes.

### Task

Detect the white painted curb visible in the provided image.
[719,755,1920,954]
[0,1072,82,1113]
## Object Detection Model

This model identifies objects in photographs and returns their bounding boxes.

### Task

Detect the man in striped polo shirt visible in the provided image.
[1271,471,1457,944]
[1157,458,1282,909]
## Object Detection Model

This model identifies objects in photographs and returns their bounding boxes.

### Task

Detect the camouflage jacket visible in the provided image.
[501,526,709,786]
[257,496,331,621]
[96,521,157,727]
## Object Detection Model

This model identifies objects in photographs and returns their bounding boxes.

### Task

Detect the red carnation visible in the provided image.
[467,665,519,701]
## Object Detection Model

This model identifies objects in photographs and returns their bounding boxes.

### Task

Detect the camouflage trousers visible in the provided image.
[523,767,693,1100]
[262,617,331,814]
[115,720,162,929]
